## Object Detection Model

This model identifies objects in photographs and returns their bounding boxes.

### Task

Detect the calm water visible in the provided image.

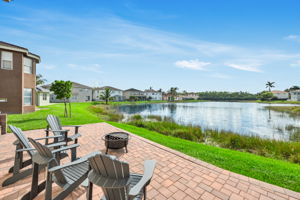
[117,102,300,141]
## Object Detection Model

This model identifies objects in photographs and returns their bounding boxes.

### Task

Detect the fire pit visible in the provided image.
[102,132,130,154]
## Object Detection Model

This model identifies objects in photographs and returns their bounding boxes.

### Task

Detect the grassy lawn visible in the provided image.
[8,102,102,131]
[108,122,300,192]
[6,102,300,192]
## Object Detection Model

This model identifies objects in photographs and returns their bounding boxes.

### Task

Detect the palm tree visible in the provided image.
[36,74,47,86]
[265,81,275,92]
[100,88,112,104]
[168,87,178,101]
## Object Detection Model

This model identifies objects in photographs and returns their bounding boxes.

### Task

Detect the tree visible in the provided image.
[168,87,178,101]
[100,88,112,104]
[50,81,73,117]
[289,86,300,91]
[257,91,274,101]
[265,81,275,92]
[36,74,47,86]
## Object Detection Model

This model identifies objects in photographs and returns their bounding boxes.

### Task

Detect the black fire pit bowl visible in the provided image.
[102,132,131,154]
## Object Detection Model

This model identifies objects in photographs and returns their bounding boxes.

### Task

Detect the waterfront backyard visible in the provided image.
[4,101,300,196]
[1,122,300,200]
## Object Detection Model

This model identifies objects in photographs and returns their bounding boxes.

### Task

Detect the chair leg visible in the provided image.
[71,147,77,161]
[87,181,93,200]
[21,164,46,200]
[144,187,147,200]
[2,168,33,186]
[45,170,52,200]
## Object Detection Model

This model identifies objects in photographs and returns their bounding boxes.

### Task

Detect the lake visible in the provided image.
[117,102,300,141]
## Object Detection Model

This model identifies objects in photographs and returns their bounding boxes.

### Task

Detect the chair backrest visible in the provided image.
[89,153,130,200]
[28,138,67,185]
[9,125,33,157]
[47,114,62,131]
[46,115,64,138]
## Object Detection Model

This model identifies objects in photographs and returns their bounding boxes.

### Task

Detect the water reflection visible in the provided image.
[117,102,300,141]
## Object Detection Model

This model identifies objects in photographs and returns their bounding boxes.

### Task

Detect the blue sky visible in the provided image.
[1,0,300,93]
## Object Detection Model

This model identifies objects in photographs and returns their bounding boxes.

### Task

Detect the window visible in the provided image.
[1,51,13,70]
[24,57,32,74]
[0,98,7,103]
[42,93,47,100]
[24,88,32,105]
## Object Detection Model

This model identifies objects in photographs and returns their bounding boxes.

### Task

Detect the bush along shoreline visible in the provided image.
[90,104,300,164]
[126,115,300,164]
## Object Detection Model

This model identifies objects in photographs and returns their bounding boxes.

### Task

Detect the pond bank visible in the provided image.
[91,103,300,164]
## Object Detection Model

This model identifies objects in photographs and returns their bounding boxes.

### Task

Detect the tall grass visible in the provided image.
[127,118,300,164]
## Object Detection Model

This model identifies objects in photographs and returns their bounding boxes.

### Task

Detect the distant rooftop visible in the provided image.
[271,90,288,94]
[94,86,122,91]
[124,88,143,92]
[36,86,50,93]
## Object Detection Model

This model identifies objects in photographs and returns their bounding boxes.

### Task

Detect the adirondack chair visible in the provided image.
[87,153,156,200]
[2,125,77,187]
[27,138,97,200]
[46,115,82,160]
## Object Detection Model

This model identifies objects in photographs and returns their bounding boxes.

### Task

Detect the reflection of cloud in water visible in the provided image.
[118,102,300,141]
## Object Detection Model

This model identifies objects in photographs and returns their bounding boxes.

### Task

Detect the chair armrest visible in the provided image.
[45,129,69,132]
[128,160,156,198]
[49,151,99,172]
[16,148,36,152]
[34,135,62,140]
[51,144,79,154]
[46,142,66,148]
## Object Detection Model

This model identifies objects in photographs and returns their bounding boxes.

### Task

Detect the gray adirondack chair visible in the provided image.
[28,138,97,200]
[2,125,73,187]
[87,153,156,200]
[46,115,81,160]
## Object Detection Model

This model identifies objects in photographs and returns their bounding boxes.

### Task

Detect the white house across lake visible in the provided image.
[290,90,300,101]
[271,90,289,100]
[93,86,123,101]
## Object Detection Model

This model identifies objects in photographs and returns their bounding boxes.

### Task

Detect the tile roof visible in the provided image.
[94,86,123,91]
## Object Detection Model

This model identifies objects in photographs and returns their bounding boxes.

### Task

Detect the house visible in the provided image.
[45,82,93,103]
[123,88,146,101]
[176,92,199,101]
[271,90,289,100]
[0,41,40,114]
[93,86,123,101]
[36,86,50,106]
[144,88,162,100]
[290,90,300,101]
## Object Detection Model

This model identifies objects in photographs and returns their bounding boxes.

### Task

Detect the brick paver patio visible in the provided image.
[0,122,299,200]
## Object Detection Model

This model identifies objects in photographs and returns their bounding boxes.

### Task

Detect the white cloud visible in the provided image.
[175,59,211,70]
[290,60,300,67]
[225,62,262,73]
[284,35,300,43]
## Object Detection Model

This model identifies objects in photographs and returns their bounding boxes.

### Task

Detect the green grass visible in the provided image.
[6,102,300,192]
[256,100,300,104]
[266,106,300,116]
[8,102,102,131]
[108,122,300,192]
[127,119,300,163]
